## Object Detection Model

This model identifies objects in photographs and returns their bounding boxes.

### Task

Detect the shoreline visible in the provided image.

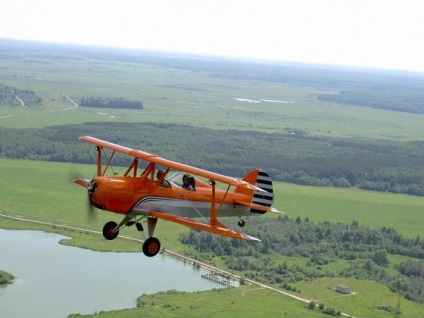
[0,212,343,316]
[0,212,240,283]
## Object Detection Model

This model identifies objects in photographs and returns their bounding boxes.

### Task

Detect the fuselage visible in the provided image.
[90,176,252,219]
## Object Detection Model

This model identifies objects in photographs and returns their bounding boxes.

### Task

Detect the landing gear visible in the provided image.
[103,217,161,257]
[142,237,161,257]
[238,219,246,227]
[102,221,119,240]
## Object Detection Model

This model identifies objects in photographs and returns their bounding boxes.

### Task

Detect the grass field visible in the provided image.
[0,159,192,252]
[69,286,323,318]
[277,183,424,239]
[1,159,423,240]
[1,53,424,141]
[296,277,423,318]
[64,279,424,318]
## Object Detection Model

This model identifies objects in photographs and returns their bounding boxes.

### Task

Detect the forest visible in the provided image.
[318,88,424,114]
[0,122,423,196]
[79,97,143,109]
[0,84,42,107]
[178,216,424,303]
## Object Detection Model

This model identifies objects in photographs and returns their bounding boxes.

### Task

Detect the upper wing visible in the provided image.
[79,136,261,191]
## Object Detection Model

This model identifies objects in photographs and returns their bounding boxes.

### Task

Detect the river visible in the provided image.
[0,229,222,318]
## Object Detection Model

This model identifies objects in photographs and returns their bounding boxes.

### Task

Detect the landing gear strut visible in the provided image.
[102,217,161,257]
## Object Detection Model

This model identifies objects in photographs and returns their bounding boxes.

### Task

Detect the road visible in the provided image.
[0,94,78,120]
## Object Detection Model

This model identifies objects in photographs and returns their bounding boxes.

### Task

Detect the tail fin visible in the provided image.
[235,169,274,214]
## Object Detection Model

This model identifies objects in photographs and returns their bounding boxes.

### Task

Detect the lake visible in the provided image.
[0,229,222,318]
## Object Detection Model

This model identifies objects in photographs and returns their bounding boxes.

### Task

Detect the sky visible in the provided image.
[1,0,424,72]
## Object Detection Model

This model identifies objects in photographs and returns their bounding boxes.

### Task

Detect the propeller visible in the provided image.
[73,176,97,221]
[86,179,97,221]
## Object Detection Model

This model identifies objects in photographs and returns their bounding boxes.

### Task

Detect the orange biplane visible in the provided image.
[73,136,283,257]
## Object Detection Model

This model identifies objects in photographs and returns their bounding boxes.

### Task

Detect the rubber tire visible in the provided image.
[103,221,119,240]
[142,237,161,257]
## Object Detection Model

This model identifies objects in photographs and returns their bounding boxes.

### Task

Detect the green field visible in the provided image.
[1,40,424,317]
[68,286,323,318]
[69,282,418,318]
[1,159,423,240]
[1,159,424,317]
[1,42,423,142]
[277,183,424,239]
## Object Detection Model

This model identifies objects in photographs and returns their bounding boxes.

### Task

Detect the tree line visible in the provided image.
[79,97,143,109]
[178,216,424,303]
[0,122,423,196]
[318,88,424,114]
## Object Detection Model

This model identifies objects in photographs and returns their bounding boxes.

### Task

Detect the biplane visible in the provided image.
[73,136,283,257]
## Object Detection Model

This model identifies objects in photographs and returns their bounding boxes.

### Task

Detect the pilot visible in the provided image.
[156,169,164,180]
[182,174,195,191]
[156,169,170,188]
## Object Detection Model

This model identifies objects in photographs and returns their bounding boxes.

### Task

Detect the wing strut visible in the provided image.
[95,144,117,176]
[210,180,226,228]
[96,146,102,176]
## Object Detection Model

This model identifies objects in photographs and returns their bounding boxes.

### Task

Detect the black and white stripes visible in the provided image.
[250,170,274,214]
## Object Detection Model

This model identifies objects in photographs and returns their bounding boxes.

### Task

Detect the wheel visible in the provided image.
[103,221,119,240]
[142,237,161,257]
[238,219,246,227]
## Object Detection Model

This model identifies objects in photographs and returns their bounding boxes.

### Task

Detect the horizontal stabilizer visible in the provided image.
[149,211,261,241]
[249,202,285,215]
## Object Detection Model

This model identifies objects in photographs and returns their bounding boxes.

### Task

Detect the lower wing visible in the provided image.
[148,211,260,241]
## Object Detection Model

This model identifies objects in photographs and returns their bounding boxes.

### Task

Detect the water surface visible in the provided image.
[0,229,221,317]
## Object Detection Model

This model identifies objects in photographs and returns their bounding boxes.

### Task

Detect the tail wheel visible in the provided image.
[142,237,161,257]
[103,221,119,240]
[238,219,246,227]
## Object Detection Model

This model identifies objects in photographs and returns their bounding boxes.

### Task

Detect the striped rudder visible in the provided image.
[250,170,274,214]
[236,169,274,214]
